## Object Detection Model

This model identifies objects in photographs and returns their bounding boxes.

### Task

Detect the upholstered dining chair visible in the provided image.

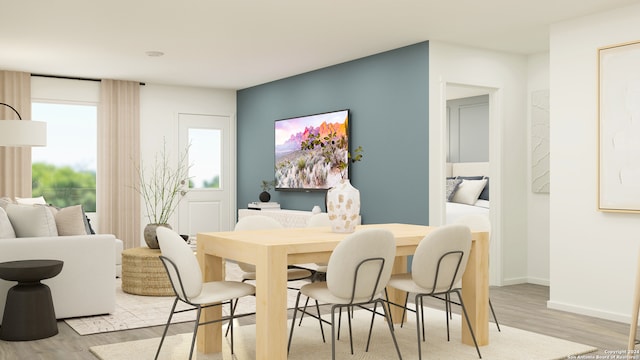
[288,228,402,360]
[154,226,255,360]
[453,214,500,331]
[233,215,313,282]
[386,224,482,360]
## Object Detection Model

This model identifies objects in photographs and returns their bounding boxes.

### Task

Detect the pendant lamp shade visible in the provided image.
[0,102,47,147]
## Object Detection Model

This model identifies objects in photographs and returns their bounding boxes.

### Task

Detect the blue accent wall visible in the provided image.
[237,41,429,225]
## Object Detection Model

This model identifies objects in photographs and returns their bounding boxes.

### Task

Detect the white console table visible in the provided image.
[238,209,318,228]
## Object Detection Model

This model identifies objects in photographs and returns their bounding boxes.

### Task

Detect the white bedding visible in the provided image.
[445,201,490,224]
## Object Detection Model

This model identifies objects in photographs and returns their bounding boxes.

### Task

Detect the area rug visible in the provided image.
[65,262,307,335]
[89,307,597,360]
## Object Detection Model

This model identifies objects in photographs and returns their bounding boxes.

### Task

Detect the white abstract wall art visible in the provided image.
[531,89,550,194]
[598,40,640,212]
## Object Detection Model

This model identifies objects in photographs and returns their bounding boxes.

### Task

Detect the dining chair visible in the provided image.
[453,214,500,331]
[287,228,402,360]
[154,226,255,360]
[231,215,321,338]
[233,215,313,283]
[386,224,482,360]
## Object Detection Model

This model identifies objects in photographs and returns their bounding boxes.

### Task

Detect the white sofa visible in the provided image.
[0,235,117,322]
[0,198,123,322]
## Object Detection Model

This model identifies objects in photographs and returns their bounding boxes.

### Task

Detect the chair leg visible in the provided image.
[415,294,424,360]
[154,297,179,360]
[188,306,201,360]
[225,298,238,337]
[346,306,354,355]
[380,299,403,360]
[455,290,482,359]
[331,305,338,360]
[489,298,501,332]
[315,299,326,343]
[366,302,378,352]
[228,300,235,354]
[288,291,303,353]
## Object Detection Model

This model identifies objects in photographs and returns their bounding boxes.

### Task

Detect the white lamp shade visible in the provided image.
[0,120,47,147]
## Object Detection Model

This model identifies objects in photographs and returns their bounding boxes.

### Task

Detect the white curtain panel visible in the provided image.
[98,79,140,249]
[0,71,33,198]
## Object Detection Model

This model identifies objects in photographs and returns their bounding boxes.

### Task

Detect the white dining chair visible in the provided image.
[154,226,255,360]
[386,224,482,360]
[288,228,402,360]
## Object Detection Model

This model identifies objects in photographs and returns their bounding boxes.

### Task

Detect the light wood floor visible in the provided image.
[0,283,633,359]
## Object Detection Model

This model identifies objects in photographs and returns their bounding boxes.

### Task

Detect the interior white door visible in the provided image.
[178,113,234,236]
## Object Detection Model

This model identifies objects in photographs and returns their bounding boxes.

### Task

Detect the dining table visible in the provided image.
[196,223,489,360]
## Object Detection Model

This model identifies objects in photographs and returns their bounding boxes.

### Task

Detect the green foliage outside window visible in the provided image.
[32,162,96,212]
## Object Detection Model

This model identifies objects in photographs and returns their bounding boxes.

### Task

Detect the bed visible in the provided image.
[445,162,490,224]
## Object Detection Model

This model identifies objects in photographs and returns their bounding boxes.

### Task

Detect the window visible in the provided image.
[31,102,97,211]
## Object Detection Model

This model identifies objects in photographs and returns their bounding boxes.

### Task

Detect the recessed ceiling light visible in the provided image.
[145,51,165,57]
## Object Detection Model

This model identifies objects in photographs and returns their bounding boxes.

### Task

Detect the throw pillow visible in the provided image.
[446,178,463,201]
[0,207,16,239]
[451,179,488,205]
[55,205,89,236]
[0,196,14,210]
[15,196,47,205]
[5,203,58,237]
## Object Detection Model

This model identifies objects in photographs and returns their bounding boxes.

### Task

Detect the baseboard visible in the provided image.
[501,276,528,286]
[547,299,630,324]
[526,276,550,286]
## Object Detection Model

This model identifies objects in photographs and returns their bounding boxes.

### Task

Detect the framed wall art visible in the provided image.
[598,40,640,212]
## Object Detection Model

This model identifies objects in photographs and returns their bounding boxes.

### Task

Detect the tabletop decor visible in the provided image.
[259,179,277,202]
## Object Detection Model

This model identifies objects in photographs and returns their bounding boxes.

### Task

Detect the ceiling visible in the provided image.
[1,0,638,90]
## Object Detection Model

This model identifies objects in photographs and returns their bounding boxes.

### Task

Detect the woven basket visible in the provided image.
[121,247,175,296]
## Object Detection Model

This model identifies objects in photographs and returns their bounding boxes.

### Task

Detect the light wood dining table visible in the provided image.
[196,223,489,360]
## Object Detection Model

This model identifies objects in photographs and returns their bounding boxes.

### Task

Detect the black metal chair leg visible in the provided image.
[455,290,482,359]
[188,306,201,360]
[489,298,501,331]
[154,297,179,360]
[288,292,303,353]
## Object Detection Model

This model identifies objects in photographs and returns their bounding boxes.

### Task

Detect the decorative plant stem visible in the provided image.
[135,140,191,225]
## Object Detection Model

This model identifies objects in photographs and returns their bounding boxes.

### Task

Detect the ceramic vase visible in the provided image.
[326,179,360,233]
[144,223,172,249]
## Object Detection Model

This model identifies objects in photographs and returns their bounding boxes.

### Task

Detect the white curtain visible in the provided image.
[97,80,140,249]
[0,71,32,198]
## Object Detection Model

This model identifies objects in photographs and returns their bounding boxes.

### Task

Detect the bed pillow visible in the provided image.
[479,177,489,201]
[457,175,489,201]
[446,178,463,201]
[5,203,58,237]
[451,179,488,205]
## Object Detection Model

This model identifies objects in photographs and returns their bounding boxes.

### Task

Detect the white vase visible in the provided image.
[326,179,360,233]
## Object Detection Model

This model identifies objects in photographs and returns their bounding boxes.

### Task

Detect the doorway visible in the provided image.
[177,113,235,236]
[444,83,501,286]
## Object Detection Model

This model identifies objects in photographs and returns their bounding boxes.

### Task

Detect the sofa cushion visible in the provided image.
[5,204,58,237]
[54,205,89,236]
[0,207,16,239]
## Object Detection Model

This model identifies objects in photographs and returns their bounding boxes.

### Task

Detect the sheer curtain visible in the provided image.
[97,80,140,249]
[0,71,32,198]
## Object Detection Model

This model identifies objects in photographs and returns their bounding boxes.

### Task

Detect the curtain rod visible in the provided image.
[31,73,145,86]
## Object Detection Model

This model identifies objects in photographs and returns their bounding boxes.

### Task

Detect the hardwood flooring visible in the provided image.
[0,283,632,359]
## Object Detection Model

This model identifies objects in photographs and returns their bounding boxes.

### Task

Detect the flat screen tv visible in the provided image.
[275,109,350,191]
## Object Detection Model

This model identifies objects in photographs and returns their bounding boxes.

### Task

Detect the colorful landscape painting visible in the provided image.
[275,110,349,190]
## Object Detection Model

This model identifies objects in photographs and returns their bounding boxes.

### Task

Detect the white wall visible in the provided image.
[549,3,640,322]
[139,84,236,246]
[527,53,551,285]
[429,41,528,286]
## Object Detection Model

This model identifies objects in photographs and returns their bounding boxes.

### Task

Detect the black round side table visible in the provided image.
[0,259,64,341]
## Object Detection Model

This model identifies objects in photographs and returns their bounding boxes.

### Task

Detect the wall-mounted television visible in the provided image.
[275,109,350,191]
